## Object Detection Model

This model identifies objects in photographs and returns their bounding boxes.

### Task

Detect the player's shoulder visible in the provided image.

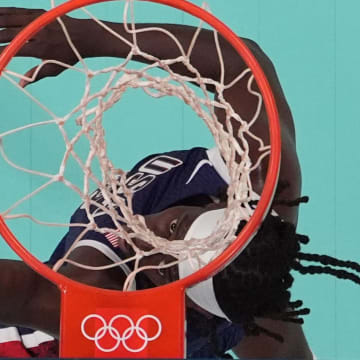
[129,147,210,173]
[133,147,209,162]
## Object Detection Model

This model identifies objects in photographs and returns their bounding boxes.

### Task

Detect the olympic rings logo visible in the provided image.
[81,314,162,353]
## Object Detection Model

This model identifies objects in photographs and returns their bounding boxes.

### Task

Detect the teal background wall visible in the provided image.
[1,1,360,359]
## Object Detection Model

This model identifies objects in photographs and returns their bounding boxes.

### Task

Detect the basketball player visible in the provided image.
[0,149,313,359]
[0,7,315,358]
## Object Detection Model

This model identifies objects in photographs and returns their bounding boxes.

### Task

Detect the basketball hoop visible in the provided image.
[0,0,281,357]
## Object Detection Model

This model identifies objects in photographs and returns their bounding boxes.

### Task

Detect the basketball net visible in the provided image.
[0,0,280,357]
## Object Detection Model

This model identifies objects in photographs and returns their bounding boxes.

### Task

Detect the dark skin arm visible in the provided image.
[0,7,311,358]
[0,259,60,336]
[0,8,300,221]
[0,246,124,338]
[234,318,313,359]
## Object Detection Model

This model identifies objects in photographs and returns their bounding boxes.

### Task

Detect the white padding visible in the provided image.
[178,209,230,320]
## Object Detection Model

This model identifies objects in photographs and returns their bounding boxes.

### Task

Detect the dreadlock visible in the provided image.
[213,204,310,342]
[212,192,360,344]
[169,187,360,347]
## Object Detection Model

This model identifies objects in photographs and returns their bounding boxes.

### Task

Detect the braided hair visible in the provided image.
[213,193,360,342]
[214,203,310,341]
[170,188,360,345]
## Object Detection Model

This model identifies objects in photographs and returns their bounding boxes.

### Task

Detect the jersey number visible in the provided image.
[126,155,183,192]
[83,155,183,211]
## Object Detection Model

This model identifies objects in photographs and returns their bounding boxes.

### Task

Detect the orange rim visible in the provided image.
[0,0,281,291]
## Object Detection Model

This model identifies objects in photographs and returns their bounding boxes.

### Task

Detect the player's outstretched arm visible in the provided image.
[0,7,246,81]
[0,7,290,102]
[0,7,247,85]
[0,247,126,338]
[0,259,60,336]
[0,8,301,222]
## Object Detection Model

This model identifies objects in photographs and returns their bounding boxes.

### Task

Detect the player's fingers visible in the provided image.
[19,63,67,88]
[0,45,6,57]
[0,43,35,57]
[0,13,43,28]
[0,42,34,58]
[0,39,50,59]
[0,39,66,60]
[0,7,43,16]
[0,28,22,44]
[0,45,35,66]
[19,66,39,87]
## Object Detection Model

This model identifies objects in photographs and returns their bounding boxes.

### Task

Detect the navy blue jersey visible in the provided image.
[49,147,229,266]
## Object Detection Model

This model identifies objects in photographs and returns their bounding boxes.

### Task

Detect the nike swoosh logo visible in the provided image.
[186,159,213,185]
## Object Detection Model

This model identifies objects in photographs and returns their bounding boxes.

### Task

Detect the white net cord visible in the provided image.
[0,0,270,290]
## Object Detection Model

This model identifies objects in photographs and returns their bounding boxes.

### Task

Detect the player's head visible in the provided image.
[144,193,360,342]
[144,203,308,334]
[176,207,310,339]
